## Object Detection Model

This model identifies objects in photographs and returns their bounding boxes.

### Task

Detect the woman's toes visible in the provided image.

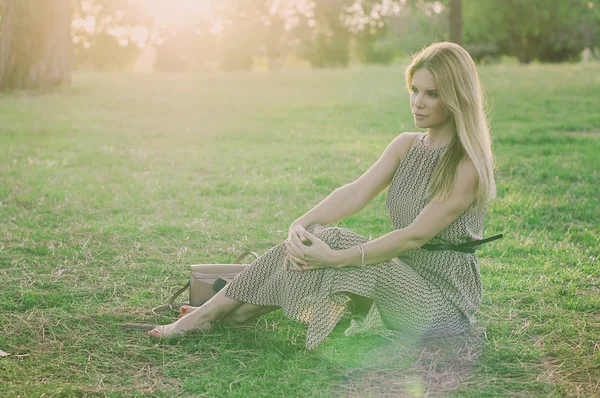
[178,305,198,318]
[148,327,163,337]
[148,325,177,338]
[148,323,187,338]
[179,306,190,319]
[147,315,209,338]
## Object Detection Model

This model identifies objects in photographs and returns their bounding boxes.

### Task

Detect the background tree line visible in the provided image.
[0,0,599,90]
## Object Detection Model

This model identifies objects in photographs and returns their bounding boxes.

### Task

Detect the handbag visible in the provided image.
[151,251,259,317]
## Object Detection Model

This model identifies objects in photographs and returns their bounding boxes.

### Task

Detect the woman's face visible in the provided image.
[409,68,452,132]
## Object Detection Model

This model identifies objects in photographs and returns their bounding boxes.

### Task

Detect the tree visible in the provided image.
[463,0,596,63]
[218,0,267,71]
[384,4,448,57]
[448,0,462,45]
[582,1,600,59]
[350,0,401,65]
[71,0,151,70]
[292,0,355,68]
[0,0,72,90]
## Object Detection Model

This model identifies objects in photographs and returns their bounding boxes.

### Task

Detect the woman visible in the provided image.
[149,42,496,350]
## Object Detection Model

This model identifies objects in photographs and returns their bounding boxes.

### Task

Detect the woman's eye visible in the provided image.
[411,87,418,93]
[428,92,438,98]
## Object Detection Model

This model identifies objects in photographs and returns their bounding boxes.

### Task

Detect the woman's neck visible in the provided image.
[425,125,456,148]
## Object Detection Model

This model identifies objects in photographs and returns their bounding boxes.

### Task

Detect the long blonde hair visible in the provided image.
[405,42,496,208]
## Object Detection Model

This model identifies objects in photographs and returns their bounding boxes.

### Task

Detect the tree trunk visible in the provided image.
[449,0,462,46]
[0,0,72,90]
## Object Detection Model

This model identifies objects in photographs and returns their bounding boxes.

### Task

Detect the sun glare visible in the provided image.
[143,0,211,24]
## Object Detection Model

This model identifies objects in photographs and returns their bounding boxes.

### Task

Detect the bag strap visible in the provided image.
[151,251,259,318]
[232,251,259,264]
[151,281,190,317]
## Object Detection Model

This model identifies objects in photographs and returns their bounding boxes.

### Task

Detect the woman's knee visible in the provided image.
[307,224,342,240]
[307,225,366,249]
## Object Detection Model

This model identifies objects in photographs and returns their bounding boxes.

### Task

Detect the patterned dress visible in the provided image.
[224,135,485,349]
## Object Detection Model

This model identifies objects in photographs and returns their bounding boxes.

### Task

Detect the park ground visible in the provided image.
[0,62,599,396]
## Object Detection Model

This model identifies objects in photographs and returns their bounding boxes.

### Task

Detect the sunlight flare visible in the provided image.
[143,0,212,24]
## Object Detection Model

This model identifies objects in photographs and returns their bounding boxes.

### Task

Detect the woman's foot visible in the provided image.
[148,311,211,337]
[179,305,200,319]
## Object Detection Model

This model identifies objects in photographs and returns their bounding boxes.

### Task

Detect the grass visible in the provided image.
[0,61,599,397]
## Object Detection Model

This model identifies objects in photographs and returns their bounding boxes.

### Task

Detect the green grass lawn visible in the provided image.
[1,62,599,397]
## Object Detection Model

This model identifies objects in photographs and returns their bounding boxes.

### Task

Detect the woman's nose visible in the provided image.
[413,94,425,108]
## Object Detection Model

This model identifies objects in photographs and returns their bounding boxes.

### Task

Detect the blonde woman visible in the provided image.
[149,42,499,350]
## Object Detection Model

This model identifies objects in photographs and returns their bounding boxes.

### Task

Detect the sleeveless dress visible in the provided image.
[224,135,485,349]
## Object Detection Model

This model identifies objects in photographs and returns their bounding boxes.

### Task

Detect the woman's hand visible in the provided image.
[288,221,308,245]
[284,229,341,271]
[285,222,308,271]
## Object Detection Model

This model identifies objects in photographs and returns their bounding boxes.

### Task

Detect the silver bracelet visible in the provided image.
[355,244,365,267]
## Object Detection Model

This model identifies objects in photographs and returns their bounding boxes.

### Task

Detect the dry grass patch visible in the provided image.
[566,130,600,137]
[337,327,486,397]
[537,356,600,398]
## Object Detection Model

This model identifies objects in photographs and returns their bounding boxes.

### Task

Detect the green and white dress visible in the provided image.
[224,136,485,349]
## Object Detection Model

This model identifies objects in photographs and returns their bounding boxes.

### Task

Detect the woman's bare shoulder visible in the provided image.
[388,132,423,159]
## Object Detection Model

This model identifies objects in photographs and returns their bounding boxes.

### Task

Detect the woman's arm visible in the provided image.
[338,158,478,266]
[294,132,419,228]
[287,158,479,270]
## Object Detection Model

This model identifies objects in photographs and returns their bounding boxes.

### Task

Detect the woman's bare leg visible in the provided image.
[148,289,277,337]
[178,305,199,318]
[221,303,279,325]
[179,301,278,325]
[149,289,242,337]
